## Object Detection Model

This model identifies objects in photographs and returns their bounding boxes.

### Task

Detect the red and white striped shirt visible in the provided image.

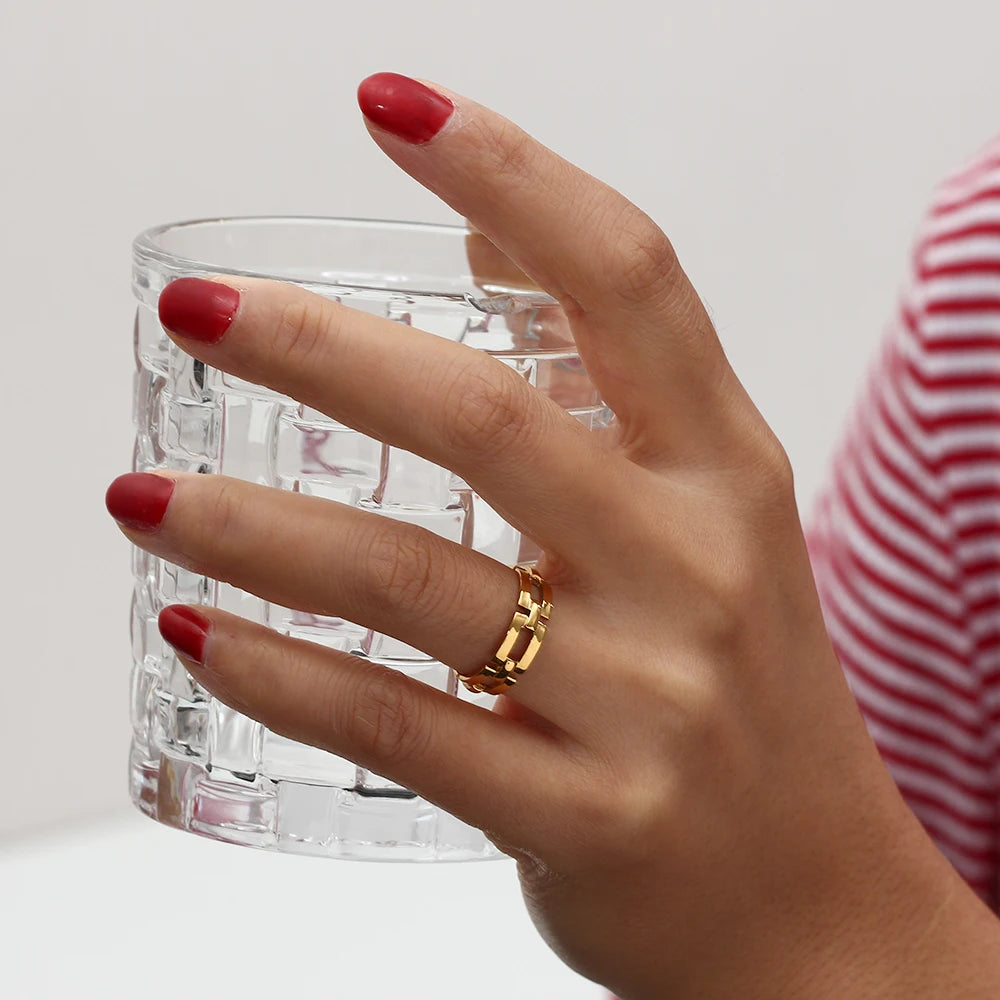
[807,133,1000,909]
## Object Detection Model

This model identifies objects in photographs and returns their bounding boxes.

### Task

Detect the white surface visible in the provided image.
[1,0,1000,837]
[0,812,605,999]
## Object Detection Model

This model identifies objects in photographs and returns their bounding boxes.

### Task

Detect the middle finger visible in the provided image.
[157,274,622,561]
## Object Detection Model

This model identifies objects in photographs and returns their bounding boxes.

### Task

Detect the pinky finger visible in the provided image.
[158,605,577,854]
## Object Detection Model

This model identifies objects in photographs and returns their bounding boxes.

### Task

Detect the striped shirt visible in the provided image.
[807,133,1000,909]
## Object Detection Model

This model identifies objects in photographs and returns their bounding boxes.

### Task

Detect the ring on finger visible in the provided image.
[459,564,553,695]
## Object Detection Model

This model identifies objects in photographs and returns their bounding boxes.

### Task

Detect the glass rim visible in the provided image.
[132,215,558,312]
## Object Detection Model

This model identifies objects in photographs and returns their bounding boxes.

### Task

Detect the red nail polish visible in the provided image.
[159,605,211,664]
[357,72,454,144]
[158,277,240,344]
[105,473,175,531]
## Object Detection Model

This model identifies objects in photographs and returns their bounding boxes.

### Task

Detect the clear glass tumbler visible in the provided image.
[128,217,612,861]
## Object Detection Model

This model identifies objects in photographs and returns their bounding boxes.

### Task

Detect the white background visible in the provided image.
[1,0,998,996]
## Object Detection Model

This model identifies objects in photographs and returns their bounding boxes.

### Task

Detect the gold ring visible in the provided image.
[458,565,553,695]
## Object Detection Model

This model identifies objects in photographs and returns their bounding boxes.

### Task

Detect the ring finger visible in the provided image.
[106,469,597,728]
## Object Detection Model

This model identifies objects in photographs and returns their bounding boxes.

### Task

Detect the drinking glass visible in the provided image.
[129,217,612,860]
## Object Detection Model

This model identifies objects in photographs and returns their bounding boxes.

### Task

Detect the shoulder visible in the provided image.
[898,135,1000,386]
[915,134,1000,291]
[928,134,1000,213]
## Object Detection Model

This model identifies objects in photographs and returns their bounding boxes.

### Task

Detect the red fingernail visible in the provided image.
[158,277,240,344]
[159,606,211,664]
[357,72,454,144]
[105,473,175,531]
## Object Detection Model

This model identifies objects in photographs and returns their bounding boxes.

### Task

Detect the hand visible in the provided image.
[106,74,1000,998]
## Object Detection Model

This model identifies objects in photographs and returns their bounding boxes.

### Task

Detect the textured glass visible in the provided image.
[128,218,614,861]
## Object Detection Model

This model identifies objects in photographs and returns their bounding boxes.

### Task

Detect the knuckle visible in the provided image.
[479,118,536,186]
[673,674,730,746]
[443,362,536,458]
[184,477,247,582]
[612,775,676,856]
[695,548,771,654]
[718,428,798,516]
[207,477,245,541]
[640,665,734,756]
[168,476,247,583]
[608,212,680,307]
[271,295,334,371]
[568,794,628,857]
[350,666,430,767]
[560,755,673,865]
[753,432,796,503]
[363,527,440,618]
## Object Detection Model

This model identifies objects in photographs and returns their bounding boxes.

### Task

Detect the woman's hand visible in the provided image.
[105,74,1000,998]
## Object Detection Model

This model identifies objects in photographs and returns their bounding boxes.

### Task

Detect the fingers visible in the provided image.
[358,73,756,467]
[359,73,673,316]
[159,603,580,853]
[107,471,599,728]
[157,275,621,560]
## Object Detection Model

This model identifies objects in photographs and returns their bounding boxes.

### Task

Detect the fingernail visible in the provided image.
[159,606,211,664]
[158,277,240,344]
[357,72,454,144]
[105,472,175,531]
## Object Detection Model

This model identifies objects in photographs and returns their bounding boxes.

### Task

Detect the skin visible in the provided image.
[109,82,1000,998]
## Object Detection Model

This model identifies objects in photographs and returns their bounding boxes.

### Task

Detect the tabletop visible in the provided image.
[0,810,604,999]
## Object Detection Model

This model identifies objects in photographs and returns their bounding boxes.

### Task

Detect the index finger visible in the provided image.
[357,73,747,465]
